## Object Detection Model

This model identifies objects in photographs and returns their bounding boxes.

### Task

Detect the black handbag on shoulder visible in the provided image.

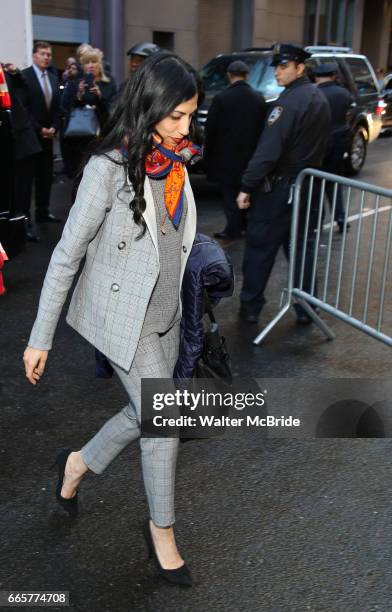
[194,290,232,385]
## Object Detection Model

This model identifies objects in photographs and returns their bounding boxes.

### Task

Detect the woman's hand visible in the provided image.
[89,83,101,98]
[23,347,48,385]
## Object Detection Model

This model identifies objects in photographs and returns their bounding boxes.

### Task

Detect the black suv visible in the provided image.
[198,46,383,175]
[0,64,26,259]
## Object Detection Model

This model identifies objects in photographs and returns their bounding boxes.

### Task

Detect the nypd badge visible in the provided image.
[267,106,283,126]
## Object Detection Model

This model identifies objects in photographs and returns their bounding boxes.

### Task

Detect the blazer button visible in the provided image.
[118,241,126,250]
[182,245,187,253]
[111,283,120,292]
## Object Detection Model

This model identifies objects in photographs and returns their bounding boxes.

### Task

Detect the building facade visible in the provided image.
[29,0,392,82]
[304,0,392,71]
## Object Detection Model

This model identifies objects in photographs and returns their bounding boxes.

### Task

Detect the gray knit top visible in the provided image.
[140,177,187,337]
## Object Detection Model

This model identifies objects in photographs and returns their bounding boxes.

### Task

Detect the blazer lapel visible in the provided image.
[177,168,197,312]
[183,168,197,253]
[143,176,159,263]
[145,170,196,272]
[125,173,158,262]
[28,67,47,114]
[30,66,44,94]
[126,169,196,280]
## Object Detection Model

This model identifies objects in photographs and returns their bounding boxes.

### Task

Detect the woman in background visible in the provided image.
[62,47,117,187]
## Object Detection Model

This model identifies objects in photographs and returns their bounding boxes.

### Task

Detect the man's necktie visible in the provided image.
[41,71,52,110]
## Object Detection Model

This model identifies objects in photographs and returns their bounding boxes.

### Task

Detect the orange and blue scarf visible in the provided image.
[120,137,202,230]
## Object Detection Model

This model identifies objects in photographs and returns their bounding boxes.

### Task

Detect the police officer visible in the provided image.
[313,62,354,232]
[237,43,331,324]
[117,42,161,97]
[126,42,161,74]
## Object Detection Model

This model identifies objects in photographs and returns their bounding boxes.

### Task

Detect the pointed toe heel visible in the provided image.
[50,448,79,517]
[142,519,193,587]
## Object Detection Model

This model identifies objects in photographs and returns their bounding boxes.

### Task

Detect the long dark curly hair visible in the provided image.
[88,52,202,236]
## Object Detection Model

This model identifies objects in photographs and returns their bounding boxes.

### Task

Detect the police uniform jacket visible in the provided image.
[240,76,331,192]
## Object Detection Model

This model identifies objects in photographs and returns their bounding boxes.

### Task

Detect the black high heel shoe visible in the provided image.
[143,519,193,587]
[50,448,79,517]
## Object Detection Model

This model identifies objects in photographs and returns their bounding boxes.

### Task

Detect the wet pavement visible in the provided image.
[1,137,391,612]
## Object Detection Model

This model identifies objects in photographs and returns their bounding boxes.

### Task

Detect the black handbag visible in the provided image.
[64,106,99,139]
[194,290,232,385]
[179,291,232,443]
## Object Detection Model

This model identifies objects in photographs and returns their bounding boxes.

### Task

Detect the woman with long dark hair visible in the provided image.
[23,53,202,586]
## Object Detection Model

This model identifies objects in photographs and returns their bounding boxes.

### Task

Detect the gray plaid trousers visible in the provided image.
[80,323,180,527]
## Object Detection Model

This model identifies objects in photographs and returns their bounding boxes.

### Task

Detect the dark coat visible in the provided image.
[95,234,234,379]
[5,71,42,159]
[318,81,354,132]
[318,81,354,172]
[241,76,331,191]
[205,80,267,185]
[21,65,61,135]
[173,233,234,379]
[62,76,117,128]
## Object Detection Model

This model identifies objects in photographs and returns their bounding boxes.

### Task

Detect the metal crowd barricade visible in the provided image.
[254,168,392,347]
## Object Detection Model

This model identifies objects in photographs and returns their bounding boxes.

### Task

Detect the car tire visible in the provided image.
[346,126,367,175]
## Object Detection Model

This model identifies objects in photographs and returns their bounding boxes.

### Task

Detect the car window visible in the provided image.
[200,55,269,93]
[306,57,350,89]
[384,77,392,91]
[200,55,259,92]
[199,58,230,92]
[247,59,270,90]
[199,54,283,101]
[305,58,318,75]
[259,63,284,101]
[343,58,378,95]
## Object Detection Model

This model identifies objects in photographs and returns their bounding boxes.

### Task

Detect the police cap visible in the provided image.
[312,62,338,76]
[271,43,311,67]
[126,42,160,57]
[227,60,249,75]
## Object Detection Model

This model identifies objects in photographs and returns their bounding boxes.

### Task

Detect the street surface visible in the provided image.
[1,136,391,611]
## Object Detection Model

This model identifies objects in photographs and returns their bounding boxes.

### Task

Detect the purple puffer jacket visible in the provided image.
[173,233,234,378]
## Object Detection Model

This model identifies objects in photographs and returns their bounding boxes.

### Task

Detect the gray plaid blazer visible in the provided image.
[28,151,197,370]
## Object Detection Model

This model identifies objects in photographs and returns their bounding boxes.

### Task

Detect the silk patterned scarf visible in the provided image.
[145,136,202,230]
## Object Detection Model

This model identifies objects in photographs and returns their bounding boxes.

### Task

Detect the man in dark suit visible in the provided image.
[22,41,61,224]
[205,60,267,239]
